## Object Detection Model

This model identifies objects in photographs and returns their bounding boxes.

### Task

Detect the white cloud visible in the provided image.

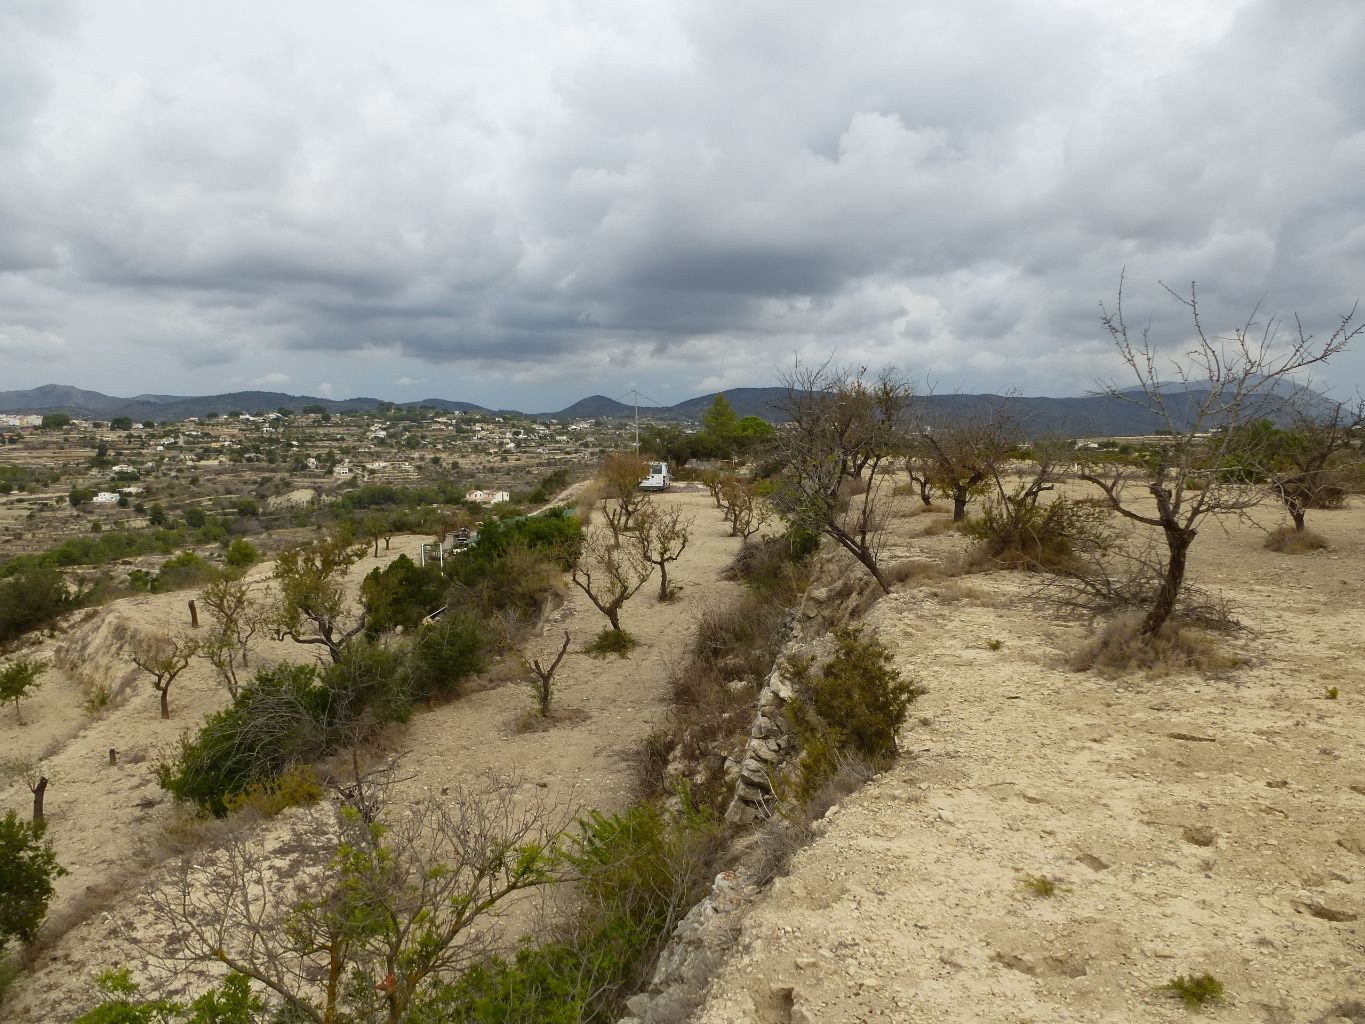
[1,0,1362,407]
[0,324,67,363]
[316,382,335,398]
[252,372,290,387]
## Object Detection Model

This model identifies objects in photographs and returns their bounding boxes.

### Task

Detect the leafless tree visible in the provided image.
[502,622,572,718]
[769,361,914,593]
[598,451,650,538]
[1079,277,1359,635]
[634,501,696,600]
[1246,398,1365,531]
[7,759,50,821]
[140,771,573,1024]
[721,481,771,542]
[911,398,1021,522]
[131,631,199,719]
[570,530,654,633]
[902,456,934,506]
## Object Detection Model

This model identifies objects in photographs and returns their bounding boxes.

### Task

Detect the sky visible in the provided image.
[1,0,1363,412]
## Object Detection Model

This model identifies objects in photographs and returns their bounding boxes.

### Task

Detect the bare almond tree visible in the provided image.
[1080,277,1359,635]
[570,530,653,633]
[503,625,572,718]
[770,361,914,593]
[634,501,696,600]
[131,631,199,719]
[598,451,650,538]
[911,398,1021,522]
[1244,398,1365,531]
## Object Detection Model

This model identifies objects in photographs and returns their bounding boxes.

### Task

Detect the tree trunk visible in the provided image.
[1141,528,1191,635]
[160,687,170,719]
[658,563,669,601]
[1287,498,1306,532]
[918,479,931,506]
[32,776,47,821]
[952,488,969,522]
[855,547,891,594]
[607,607,621,631]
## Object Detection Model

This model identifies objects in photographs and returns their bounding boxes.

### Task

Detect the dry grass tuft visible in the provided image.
[1071,613,1241,677]
[1263,525,1329,553]
[918,517,966,537]
[885,559,954,585]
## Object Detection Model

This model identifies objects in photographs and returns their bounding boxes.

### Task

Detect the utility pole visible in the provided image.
[631,388,640,455]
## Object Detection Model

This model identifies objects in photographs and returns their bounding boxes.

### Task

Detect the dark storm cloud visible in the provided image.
[2,0,1363,406]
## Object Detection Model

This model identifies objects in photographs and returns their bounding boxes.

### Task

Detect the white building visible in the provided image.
[466,489,511,505]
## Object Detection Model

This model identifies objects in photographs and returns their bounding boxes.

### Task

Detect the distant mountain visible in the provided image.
[667,387,790,421]
[547,395,644,420]
[0,382,1336,437]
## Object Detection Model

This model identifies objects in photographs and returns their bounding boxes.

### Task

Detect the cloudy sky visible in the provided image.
[2,0,1363,411]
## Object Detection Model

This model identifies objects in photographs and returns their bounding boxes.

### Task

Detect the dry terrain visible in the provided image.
[5,476,1364,1023]
[1,486,742,1021]
[692,495,1365,1023]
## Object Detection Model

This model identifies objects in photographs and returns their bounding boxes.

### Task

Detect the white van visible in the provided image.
[639,461,671,491]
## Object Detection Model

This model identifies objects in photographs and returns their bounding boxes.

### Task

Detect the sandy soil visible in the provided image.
[1,486,743,1021]
[692,494,1365,1023]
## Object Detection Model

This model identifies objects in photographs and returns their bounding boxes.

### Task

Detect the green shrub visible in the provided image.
[157,663,334,816]
[427,798,723,1023]
[405,612,487,702]
[73,968,261,1024]
[0,564,72,644]
[585,628,637,657]
[785,627,920,803]
[446,540,566,619]
[0,811,67,952]
[963,492,1111,571]
[155,552,219,591]
[222,764,323,818]
[1159,972,1225,1011]
[362,555,446,635]
[223,539,260,569]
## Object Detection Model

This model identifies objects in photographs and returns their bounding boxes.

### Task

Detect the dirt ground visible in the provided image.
[691,491,1365,1023]
[0,486,743,1022]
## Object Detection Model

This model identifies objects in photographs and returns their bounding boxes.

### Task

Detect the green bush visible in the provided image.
[221,764,323,818]
[362,555,447,635]
[427,798,722,1023]
[785,628,920,803]
[585,628,637,657]
[0,564,73,645]
[0,811,67,952]
[1159,972,1225,1011]
[158,643,411,816]
[446,540,566,619]
[73,968,260,1024]
[405,612,487,702]
[223,539,260,569]
[963,492,1110,571]
[157,663,335,816]
[156,552,220,591]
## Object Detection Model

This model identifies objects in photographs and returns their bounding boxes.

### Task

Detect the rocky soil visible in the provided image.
[689,499,1365,1023]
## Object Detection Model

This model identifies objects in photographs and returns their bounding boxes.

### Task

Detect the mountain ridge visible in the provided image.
[0,382,1320,437]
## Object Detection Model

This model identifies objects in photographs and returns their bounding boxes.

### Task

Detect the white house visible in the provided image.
[92,492,121,504]
[466,489,510,505]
